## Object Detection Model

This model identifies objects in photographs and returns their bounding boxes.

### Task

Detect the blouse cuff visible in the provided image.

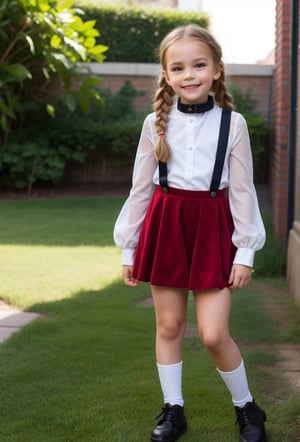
[122,248,135,266]
[233,248,255,268]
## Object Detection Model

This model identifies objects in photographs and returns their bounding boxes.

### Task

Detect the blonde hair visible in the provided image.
[154,24,234,162]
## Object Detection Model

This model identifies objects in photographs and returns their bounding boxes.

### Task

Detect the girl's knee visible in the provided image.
[157,316,186,340]
[199,329,228,354]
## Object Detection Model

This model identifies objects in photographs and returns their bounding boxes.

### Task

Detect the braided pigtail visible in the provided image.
[212,62,234,110]
[153,76,175,162]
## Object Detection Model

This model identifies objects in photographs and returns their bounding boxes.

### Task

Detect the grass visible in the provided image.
[0,196,299,441]
[254,212,286,277]
[0,197,122,307]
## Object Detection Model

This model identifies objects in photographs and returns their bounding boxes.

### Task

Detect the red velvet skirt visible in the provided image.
[132,186,236,291]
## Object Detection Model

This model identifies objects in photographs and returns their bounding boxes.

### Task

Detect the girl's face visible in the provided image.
[163,38,221,105]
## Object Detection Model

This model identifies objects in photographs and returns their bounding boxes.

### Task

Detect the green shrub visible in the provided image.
[0,81,144,191]
[229,85,269,182]
[74,1,209,62]
[254,212,286,276]
[46,80,144,155]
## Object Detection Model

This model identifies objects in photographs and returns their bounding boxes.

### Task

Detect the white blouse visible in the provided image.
[113,102,266,267]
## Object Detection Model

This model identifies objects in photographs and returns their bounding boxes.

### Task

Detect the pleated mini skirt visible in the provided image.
[132,185,236,291]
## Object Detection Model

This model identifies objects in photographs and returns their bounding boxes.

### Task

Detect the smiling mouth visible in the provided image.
[183,84,199,90]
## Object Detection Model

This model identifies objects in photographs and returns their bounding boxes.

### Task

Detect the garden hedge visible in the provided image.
[75,1,210,62]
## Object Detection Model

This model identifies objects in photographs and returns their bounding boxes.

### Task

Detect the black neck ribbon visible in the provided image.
[177,95,214,114]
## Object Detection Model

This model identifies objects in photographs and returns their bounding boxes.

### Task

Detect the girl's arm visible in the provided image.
[228,113,266,269]
[113,114,157,266]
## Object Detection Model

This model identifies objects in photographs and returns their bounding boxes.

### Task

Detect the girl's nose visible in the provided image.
[184,68,195,79]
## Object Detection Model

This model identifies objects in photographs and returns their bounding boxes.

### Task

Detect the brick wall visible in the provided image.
[286,0,300,305]
[226,64,274,123]
[92,62,274,121]
[270,0,291,241]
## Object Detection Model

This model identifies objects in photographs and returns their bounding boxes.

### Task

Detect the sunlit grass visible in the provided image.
[0,196,124,307]
[0,244,120,307]
[0,196,298,441]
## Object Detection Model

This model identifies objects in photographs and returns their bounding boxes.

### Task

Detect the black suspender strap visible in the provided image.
[158,108,232,196]
[209,108,232,198]
[159,160,168,193]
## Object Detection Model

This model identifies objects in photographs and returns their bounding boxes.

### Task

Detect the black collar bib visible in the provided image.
[177,95,214,114]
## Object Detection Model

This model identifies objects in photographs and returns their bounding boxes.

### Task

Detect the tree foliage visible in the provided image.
[0,0,107,141]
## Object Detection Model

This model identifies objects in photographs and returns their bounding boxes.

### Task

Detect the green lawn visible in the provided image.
[0,197,122,307]
[0,196,299,441]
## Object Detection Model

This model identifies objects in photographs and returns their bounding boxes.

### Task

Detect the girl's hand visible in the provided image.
[122,265,140,287]
[228,264,253,289]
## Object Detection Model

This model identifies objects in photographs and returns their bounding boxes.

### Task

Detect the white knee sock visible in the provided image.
[157,361,184,407]
[216,359,253,408]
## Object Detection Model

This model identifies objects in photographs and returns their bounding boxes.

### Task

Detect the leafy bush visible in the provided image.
[0,81,144,191]
[0,0,109,191]
[74,1,209,62]
[230,85,269,182]
[46,80,144,155]
[254,212,286,276]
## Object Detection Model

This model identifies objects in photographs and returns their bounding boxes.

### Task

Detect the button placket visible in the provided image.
[184,116,195,186]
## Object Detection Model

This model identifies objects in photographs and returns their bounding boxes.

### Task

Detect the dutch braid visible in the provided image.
[212,62,234,110]
[153,76,175,162]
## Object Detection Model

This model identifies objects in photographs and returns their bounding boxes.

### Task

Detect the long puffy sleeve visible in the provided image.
[228,113,266,267]
[113,114,157,265]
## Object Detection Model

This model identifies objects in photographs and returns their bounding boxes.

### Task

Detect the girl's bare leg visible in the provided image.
[194,287,251,405]
[193,288,267,441]
[150,286,188,441]
[151,285,189,364]
[193,287,241,370]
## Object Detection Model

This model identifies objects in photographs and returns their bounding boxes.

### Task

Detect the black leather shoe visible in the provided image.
[235,400,267,442]
[150,403,187,442]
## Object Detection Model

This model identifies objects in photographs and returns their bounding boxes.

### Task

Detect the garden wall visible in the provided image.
[64,62,274,185]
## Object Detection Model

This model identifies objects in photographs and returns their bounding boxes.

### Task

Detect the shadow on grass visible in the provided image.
[0,279,299,441]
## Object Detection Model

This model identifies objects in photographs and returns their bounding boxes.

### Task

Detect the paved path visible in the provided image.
[0,304,40,343]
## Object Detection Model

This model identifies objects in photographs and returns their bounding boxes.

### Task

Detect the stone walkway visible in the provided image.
[0,303,39,343]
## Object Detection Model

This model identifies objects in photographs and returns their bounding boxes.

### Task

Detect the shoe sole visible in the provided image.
[240,439,267,442]
[150,424,187,442]
[240,430,267,442]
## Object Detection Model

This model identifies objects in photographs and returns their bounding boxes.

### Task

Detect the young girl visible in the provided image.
[114,24,267,442]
